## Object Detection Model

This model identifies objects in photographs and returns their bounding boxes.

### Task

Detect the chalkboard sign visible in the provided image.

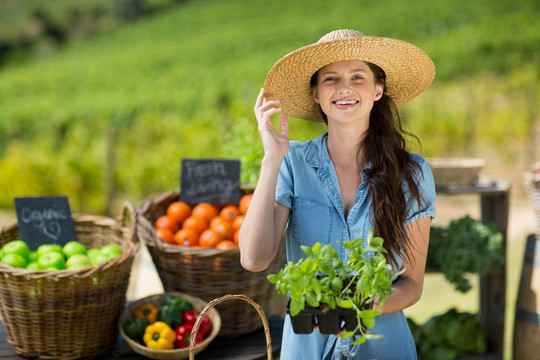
[13,196,77,250]
[180,159,241,205]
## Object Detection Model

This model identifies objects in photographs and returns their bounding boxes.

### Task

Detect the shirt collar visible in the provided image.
[304,132,372,175]
[304,132,330,169]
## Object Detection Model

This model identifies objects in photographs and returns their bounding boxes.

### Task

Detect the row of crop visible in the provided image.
[0,0,538,214]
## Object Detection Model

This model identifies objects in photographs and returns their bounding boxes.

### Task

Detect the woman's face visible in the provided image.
[312,60,383,126]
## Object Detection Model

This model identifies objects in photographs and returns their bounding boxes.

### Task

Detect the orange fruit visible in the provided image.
[233,230,239,245]
[167,201,191,225]
[156,228,175,245]
[216,240,236,250]
[211,220,235,240]
[155,215,179,234]
[232,214,245,231]
[198,229,224,248]
[220,205,240,221]
[173,228,199,246]
[182,216,208,235]
[209,216,230,229]
[192,203,219,222]
[239,194,253,215]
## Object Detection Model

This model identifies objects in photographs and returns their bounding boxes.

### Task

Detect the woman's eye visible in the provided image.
[353,75,364,80]
[323,77,337,82]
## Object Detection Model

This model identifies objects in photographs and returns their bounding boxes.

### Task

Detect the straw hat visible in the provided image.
[264,29,436,122]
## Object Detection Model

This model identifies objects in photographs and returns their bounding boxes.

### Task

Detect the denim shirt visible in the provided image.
[275,133,436,360]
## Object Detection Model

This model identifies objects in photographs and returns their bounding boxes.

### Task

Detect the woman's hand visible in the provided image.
[254,88,289,161]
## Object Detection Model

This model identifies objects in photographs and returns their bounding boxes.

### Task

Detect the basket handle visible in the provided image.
[189,294,273,360]
[135,205,168,253]
[117,201,136,229]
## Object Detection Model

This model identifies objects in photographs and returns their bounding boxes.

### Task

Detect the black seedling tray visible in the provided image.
[285,300,363,335]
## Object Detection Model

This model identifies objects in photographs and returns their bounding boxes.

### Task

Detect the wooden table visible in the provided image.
[0,316,284,359]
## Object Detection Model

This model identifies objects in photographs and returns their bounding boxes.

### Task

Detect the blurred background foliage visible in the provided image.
[0,0,538,215]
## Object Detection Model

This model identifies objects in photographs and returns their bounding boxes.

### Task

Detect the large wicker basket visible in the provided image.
[137,188,286,337]
[0,202,139,359]
[428,158,486,188]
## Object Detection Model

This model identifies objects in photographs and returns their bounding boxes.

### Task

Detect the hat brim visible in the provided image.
[264,36,436,122]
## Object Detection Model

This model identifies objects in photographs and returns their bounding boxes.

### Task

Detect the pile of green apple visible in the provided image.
[0,239,123,270]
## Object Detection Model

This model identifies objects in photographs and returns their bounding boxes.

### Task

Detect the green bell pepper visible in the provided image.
[157,304,182,329]
[164,295,193,313]
[123,318,150,341]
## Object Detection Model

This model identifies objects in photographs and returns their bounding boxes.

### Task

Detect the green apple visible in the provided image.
[2,240,30,262]
[87,248,101,259]
[37,244,64,258]
[26,262,40,270]
[66,254,91,270]
[89,253,109,265]
[28,251,39,263]
[37,251,65,270]
[100,244,123,260]
[62,241,87,259]
[1,253,27,268]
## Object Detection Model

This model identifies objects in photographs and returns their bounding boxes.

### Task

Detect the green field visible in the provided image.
[0,0,538,214]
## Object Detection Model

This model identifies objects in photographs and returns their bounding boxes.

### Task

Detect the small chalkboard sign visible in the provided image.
[13,196,77,250]
[180,159,241,205]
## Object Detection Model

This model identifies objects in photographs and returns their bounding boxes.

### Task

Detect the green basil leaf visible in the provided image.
[336,298,353,309]
[305,293,319,307]
[290,296,305,316]
[301,245,313,257]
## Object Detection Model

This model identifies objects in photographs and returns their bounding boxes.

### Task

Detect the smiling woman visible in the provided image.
[240,29,436,360]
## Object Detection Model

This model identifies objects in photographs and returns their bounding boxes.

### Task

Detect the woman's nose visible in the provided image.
[337,81,352,93]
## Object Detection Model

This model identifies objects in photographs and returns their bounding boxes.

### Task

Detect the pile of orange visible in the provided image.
[154,193,253,250]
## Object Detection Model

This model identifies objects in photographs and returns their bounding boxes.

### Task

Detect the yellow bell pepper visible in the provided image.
[133,303,158,324]
[143,321,176,350]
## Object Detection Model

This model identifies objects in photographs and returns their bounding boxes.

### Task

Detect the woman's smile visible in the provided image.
[332,98,359,109]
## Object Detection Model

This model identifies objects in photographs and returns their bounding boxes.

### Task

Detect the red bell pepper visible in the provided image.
[182,310,199,325]
[175,324,203,348]
[182,310,212,338]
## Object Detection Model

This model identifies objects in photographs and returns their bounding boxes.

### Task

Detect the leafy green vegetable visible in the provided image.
[408,309,487,360]
[268,231,398,344]
[427,215,505,292]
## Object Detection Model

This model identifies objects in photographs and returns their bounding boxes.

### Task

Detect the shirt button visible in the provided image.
[359,190,364,195]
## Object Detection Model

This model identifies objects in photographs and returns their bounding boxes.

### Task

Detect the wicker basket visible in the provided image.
[0,202,139,359]
[428,158,485,188]
[137,188,286,337]
[118,291,221,360]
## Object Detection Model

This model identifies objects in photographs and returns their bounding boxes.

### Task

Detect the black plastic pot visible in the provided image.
[285,300,365,335]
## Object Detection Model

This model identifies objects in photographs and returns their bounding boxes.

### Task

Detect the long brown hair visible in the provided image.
[362,62,425,269]
[311,62,425,268]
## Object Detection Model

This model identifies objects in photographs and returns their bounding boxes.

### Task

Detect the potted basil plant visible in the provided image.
[267,231,400,344]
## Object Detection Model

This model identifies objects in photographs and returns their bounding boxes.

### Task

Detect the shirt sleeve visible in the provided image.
[405,155,437,225]
[275,153,294,209]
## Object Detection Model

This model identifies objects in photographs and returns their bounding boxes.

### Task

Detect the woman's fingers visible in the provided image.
[254,88,264,110]
[254,89,282,123]
[279,113,289,136]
